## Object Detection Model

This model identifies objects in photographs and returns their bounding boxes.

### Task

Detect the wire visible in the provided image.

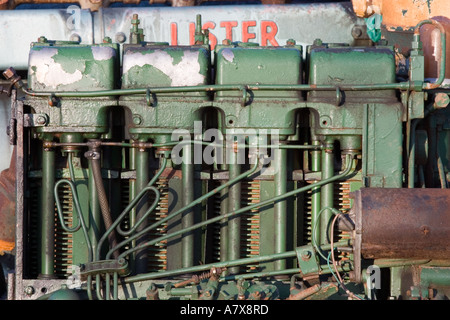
[330,213,365,300]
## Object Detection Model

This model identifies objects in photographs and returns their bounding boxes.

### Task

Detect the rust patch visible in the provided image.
[160,168,182,180]
[351,188,450,260]
[0,148,16,253]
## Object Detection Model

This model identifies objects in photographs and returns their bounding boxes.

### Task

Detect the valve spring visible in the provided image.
[211,180,223,263]
[303,182,313,244]
[119,179,131,250]
[240,180,261,272]
[335,181,352,262]
[209,179,260,270]
[28,180,73,279]
[146,177,168,272]
[54,183,74,278]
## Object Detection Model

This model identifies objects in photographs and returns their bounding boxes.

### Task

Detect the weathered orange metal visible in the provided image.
[0,148,15,254]
[352,0,450,83]
[350,188,450,260]
[351,0,450,28]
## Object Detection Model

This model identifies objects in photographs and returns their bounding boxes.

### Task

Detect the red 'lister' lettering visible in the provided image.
[261,20,279,46]
[242,20,257,43]
[171,22,178,46]
[174,20,280,49]
[220,21,238,42]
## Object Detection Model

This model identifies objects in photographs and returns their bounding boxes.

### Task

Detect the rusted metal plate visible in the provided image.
[351,188,450,260]
[0,148,16,254]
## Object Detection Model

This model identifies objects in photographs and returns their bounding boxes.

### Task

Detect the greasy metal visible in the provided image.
[350,188,450,260]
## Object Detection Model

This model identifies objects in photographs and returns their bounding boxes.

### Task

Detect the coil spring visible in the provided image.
[173,267,228,288]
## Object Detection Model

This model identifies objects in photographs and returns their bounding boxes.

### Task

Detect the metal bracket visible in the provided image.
[23,113,49,127]
[80,259,130,280]
[296,245,321,277]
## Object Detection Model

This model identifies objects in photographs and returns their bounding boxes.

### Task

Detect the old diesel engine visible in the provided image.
[1,1,450,301]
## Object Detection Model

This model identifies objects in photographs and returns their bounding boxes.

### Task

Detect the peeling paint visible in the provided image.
[92,46,116,61]
[123,49,205,86]
[29,47,83,89]
[221,48,235,63]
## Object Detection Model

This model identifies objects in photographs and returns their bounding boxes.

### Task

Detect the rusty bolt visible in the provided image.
[251,291,262,300]
[2,67,16,80]
[48,95,59,107]
[433,92,450,110]
[286,39,296,46]
[420,225,430,237]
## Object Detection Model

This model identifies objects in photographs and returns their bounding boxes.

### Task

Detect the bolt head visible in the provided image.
[36,116,46,125]
[24,286,35,296]
[301,250,312,260]
[2,67,15,80]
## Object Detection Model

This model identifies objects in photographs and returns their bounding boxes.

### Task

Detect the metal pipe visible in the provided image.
[227,148,242,274]
[106,157,260,259]
[54,153,93,262]
[88,160,101,260]
[182,143,195,268]
[320,141,334,245]
[117,155,355,262]
[87,143,119,259]
[20,82,413,99]
[134,144,150,274]
[97,157,166,260]
[39,144,55,278]
[414,19,446,89]
[44,140,324,150]
[124,240,351,283]
[408,101,445,188]
[274,145,288,270]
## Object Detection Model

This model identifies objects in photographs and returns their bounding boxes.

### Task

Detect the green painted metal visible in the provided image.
[227,151,241,275]
[308,45,397,102]
[182,144,195,268]
[215,43,303,98]
[28,42,119,92]
[122,44,211,98]
[39,145,55,278]
[274,146,288,271]
[9,11,450,301]
[320,140,334,245]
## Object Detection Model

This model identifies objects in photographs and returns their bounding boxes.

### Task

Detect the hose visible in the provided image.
[117,154,356,263]
[106,155,261,259]
[86,145,120,259]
